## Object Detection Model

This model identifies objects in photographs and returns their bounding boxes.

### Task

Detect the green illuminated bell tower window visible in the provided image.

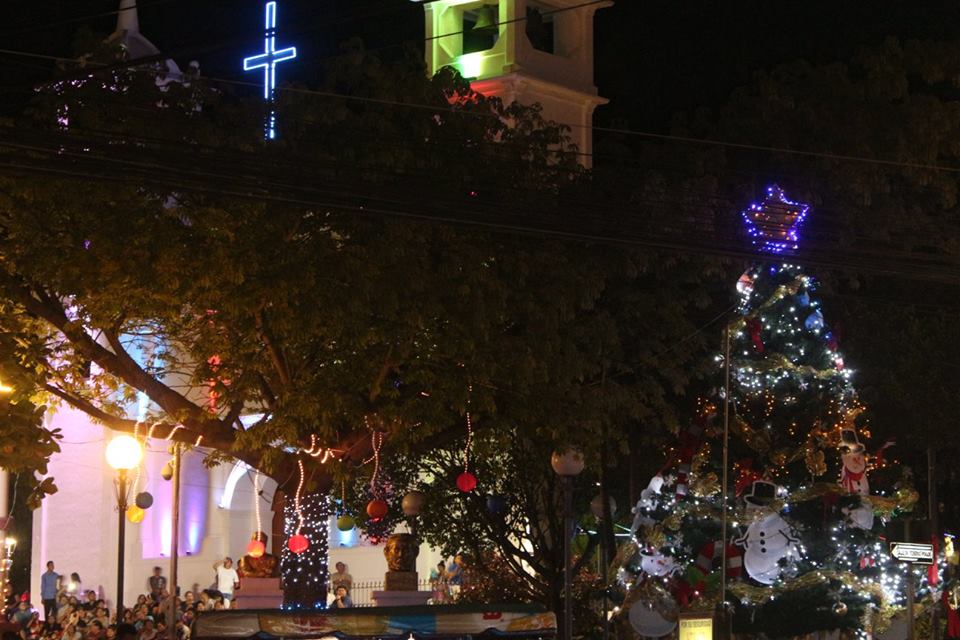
[462,4,499,55]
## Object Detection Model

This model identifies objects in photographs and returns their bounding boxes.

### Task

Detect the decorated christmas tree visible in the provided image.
[615,186,923,638]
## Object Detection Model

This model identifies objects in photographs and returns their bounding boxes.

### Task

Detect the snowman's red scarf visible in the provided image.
[840,466,865,492]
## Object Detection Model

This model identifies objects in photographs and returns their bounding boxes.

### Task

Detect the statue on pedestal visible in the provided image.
[383,533,419,591]
[238,531,280,578]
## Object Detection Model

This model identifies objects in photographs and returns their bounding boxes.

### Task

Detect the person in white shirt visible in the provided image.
[212,558,239,604]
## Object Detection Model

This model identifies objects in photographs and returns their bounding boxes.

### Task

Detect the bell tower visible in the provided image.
[416,0,611,164]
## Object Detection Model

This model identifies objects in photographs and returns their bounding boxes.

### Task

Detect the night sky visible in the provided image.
[6,0,960,130]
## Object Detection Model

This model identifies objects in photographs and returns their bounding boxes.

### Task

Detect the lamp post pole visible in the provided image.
[562,475,574,640]
[551,450,584,640]
[168,445,181,640]
[106,434,143,623]
[116,468,129,620]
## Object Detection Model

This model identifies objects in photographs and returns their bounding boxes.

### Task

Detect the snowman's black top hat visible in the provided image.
[743,480,777,507]
[839,428,865,454]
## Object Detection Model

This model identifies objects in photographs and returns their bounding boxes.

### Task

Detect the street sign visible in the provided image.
[889,542,935,565]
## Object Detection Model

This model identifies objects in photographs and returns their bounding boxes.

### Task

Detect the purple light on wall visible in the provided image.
[741,185,810,254]
[141,449,207,558]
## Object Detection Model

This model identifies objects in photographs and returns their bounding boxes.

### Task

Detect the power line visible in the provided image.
[1,126,958,286]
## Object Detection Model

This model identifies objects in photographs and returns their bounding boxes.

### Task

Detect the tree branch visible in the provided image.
[255,309,292,388]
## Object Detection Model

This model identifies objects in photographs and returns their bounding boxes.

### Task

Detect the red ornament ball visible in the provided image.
[366,498,389,520]
[456,471,477,493]
[288,534,310,555]
[245,540,265,558]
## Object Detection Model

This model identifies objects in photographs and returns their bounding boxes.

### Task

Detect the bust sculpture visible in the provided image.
[238,531,280,578]
[384,533,419,571]
[383,533,419,591]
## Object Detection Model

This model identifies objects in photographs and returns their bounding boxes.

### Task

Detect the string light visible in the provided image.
[294,458,306,535]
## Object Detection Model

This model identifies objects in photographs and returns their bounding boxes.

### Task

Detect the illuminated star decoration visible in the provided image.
[242,1,297,140]
[741,185,810,254]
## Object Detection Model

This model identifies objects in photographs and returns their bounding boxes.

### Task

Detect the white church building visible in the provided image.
[29,0,608,610]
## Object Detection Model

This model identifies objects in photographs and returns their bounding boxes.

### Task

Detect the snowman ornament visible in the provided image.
[638,546,679,578]
[839,428,877,530]
[631,475,665,535]
[735,480,798,585]
[839,429,869,495]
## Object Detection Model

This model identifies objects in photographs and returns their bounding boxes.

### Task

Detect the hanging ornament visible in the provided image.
[695,540,743,580]
[246,540,265,558]
[626,582,678,638]
[366,499,388,520]
[456,471,477,493]
[486,495,507,515]
[589,494,617,519]
[336,515,356,531]
[457,384,477,491]
[804,448,827,477]
[630,475,663,534]
[287,534,309,555]
[745,317,765,353]
[804,309,824,331]
[736,270,755,296]
[550,449,585,476]
[161,462,174,481]
[796,291,810,307]
[838,429,869,495]
[401,490,426,516]
[638,547,679,577]
[126,505,145,524]
[135,492,154,509]
[832,601,848,616]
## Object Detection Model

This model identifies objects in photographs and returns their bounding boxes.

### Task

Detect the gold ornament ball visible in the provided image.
[833,601,848,616]
[126,505,145,524]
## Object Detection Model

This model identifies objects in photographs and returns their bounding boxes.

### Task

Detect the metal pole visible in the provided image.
[930,445,940,640]
[168,446,181,639]
[905,519,915,640]
[563,476,573,640]
[601,537,609,640]
[720,326,731,606]
[116,468,128,621]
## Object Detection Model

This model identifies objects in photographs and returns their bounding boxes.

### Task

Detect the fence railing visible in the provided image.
[345,579,462,607]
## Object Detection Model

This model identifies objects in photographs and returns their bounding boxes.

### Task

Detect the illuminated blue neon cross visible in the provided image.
[243,1,297,139]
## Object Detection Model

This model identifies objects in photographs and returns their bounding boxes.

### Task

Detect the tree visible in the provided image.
[614,187,920,638]
[0,39,718,604]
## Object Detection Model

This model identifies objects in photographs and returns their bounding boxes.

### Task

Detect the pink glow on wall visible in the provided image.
[141,448,207,558]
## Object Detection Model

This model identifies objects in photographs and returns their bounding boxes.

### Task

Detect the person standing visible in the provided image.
[329,563,353,594]
[41,561,61,624]
[147,568,166,605]
[212,558,239,606]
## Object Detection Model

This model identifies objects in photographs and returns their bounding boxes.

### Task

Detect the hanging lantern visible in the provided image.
[126,505,145,524]
[366,499,388,520]
[401,491,426,516]
[160,462,174,481]
[288,534,309,554]
[135,492,154,509]
[486,495,507,515]
[550,449,585,476]
[590,494,617,519]
[336,515,356,531]
[456,472,477,493]
[246,540,265,558]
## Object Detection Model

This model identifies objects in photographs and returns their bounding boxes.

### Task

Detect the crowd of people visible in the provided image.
[3,561,241,640]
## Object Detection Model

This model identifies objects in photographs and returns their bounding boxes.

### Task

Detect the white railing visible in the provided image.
[344,579,451,607]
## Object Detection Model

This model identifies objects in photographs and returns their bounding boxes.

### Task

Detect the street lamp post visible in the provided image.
[551,450,585,640]
[106,435,144,621]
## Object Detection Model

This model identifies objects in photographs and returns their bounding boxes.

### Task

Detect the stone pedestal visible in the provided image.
[384,570,418,591]
[235,577,283,609]
[372,590,433,607]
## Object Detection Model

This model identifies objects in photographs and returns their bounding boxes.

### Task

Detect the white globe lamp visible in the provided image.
[106,434,143,470]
